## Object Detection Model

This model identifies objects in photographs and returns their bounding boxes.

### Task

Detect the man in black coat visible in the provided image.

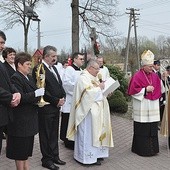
[153,60,161,79]
[0,30,21,153]
[32,45,66,170]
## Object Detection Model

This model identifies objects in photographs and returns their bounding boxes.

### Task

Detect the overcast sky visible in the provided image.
[116,0,170,39]
[3,0,170,54]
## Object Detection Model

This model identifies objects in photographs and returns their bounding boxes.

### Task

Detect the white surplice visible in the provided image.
[61,66,82,113]
[132,88,160,122]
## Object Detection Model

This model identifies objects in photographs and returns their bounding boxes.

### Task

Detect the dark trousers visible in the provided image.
[160,105,165,122]
[38,111,60,165]
[132,121,159,156]
[60,113,74,149]
[0,126,3,153]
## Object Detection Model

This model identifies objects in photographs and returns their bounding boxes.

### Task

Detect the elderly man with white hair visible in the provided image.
[67,59,113,165]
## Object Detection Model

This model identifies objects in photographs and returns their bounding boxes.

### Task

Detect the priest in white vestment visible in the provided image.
[60,52,84,149]
[67,59,113,165]
[97,55,110,81]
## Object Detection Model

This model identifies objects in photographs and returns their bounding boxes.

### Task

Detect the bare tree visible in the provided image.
[0,0,54,52]
[71,0,119,53]
[71,0,79,53]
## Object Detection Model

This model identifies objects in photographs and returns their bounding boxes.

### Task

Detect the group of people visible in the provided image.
[60,53,114,165]
[0,30,114,170]
[3,26,168,170]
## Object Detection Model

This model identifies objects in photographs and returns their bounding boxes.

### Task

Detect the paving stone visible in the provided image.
[0,115,169,170]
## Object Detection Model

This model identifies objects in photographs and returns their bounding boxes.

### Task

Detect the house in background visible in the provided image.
[32,49,43,67]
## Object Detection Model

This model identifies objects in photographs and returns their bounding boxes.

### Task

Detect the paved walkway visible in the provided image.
[0,115,170,170]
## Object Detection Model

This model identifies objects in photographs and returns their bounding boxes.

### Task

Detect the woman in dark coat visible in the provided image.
[6,52,44,170]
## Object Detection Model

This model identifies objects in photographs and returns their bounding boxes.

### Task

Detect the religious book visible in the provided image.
[102,77,120,97]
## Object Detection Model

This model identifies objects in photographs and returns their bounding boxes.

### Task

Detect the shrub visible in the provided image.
[108,90,128,113]
[106,64,128,99]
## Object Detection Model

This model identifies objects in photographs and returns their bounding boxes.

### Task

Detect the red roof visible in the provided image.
[32,49,43,57]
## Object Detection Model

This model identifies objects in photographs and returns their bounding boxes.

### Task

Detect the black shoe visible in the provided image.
[53,159,66,165]
[42,163,59,170]
[65,145,74,150]
[65,141,74,150]
[97,158,104,161]
[93,160,101,166]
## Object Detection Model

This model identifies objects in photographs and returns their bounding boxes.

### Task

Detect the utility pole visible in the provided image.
[26,7,41,50]
[32,18,41,49]
[125,8,140,77]
[37,19,41,49]
[35,19,41,49]
[125,9,133,77]
[132,8,140,70]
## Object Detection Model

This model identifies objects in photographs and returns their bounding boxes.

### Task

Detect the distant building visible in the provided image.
[32,49,43,67]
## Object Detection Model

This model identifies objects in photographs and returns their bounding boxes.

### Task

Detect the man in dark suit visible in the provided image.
[0,30,21,153]
[153,60,161,79]
[153,60,165,123]
[32,45,66,170]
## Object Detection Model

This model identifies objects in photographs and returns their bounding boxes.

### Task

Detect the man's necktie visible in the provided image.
[49,66,59,81]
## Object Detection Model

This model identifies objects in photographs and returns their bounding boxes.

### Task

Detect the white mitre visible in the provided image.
[141,50,154,66]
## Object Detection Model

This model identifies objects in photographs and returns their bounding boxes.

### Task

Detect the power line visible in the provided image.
[118,0,170,15]
[42,28,71,33]
[132,0,170,10]
[140,19,170,26]
[117,1,170,40]
[139,19,170,32]
[138,27,170,36]
[141,10,170,17]
[42,31,71,37]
